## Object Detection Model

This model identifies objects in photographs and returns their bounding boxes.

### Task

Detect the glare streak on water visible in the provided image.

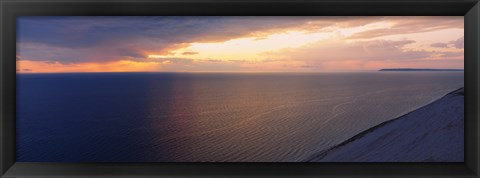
[16,72,464,162]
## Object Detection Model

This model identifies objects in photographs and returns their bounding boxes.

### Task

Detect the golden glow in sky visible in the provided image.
[17,16,464,73]
[150,31,331,62]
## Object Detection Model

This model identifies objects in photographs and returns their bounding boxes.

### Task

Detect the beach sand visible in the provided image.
[307,87,464,162]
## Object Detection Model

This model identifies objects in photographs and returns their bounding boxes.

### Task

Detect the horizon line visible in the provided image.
[16,69,465,74]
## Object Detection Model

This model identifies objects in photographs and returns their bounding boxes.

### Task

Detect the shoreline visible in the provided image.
[306,87,464,162]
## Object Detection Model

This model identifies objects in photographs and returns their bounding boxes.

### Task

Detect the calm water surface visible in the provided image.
[16,72,464,162]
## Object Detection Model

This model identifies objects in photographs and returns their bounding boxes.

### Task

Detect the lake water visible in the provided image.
[16,72,464,162]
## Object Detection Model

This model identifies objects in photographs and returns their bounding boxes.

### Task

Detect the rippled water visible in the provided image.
[16,72,464,162]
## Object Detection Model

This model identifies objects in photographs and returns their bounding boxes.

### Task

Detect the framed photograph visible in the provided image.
[1,0,479,177]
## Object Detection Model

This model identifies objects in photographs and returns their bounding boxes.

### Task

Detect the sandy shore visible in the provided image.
[307,87,464,162]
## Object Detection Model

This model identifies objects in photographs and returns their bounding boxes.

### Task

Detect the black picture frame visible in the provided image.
[1,0,479,177]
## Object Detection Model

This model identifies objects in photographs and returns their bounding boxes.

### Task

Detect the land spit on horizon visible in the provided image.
[16,72,464,162]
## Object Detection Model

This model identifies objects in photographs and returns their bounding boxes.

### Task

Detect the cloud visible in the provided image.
[347,16,463,39]
[153,59,248,72]
[452,36,464,49]
[438,52,463,58]
[228,59,247,63]
[16,68,32,72]
[262,38,461,71]
[181,52,199,55]
[16,16,463,72]
[431,43,449,48]
[19,16,461,65]
[17,16,321,64]
[430,36,464,49]
[149,57,193,64]
[261,59,282,63]
[204,59,223,63]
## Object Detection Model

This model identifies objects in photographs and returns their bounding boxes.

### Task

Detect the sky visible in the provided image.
[16,16,464,73]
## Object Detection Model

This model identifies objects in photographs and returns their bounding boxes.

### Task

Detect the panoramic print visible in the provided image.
[16,16,464,162]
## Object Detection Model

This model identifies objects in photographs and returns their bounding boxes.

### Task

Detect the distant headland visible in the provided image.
[379,68,464,72]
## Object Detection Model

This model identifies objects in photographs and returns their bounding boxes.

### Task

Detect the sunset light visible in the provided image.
[16,16,466,163]
[17,16,463,73]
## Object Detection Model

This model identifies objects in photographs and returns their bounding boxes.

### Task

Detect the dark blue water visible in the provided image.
[16,72,464,162]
